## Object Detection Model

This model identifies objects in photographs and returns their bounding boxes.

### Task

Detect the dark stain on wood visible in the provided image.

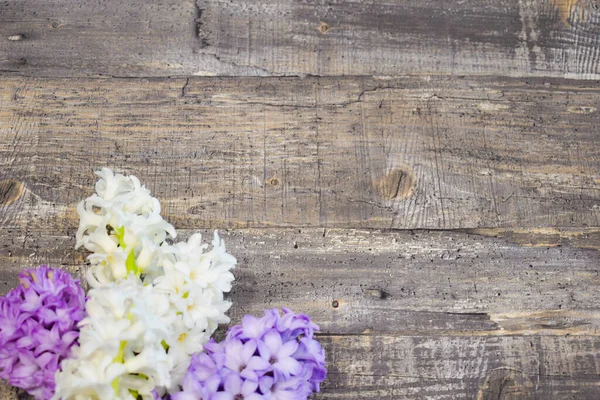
[364,288,389,300]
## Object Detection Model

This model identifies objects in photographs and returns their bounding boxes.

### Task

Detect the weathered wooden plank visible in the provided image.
[0,76,598,230]
[318,334,600,399]
[198,0,600,78]
[1,229,599,335]
[3,334,600,399]
[0,0,265,77]
[468,227,600,250]
[1,0,600,78]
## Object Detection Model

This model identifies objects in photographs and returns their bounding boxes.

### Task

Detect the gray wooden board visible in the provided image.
[0,0,248,77]
[3,334,600,399]
[2,333,600,399]
[1,229,599,336]
[317,334,600,399]
[1,0,600,78]
[1,228,600,398]
[198,0,600,78]
[0,76,599,230]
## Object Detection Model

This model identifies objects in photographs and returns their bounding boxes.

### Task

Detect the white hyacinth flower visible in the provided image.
[56,168,237,399]
[54,275,174,399]
[76,168,176,286]
[53,352,128,400]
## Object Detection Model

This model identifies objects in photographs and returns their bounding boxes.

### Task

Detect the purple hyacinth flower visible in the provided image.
[173,309,326,400]
[224,339,270,381]
[257,330,301,379]
[0,266,86,400]
[216,372,262,400]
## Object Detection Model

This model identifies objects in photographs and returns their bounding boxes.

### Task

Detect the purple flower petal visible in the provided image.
[212,393,234,400]
[262,330,282,354]
[223,372,243,394]
[245,394,266,400]
[279,341,298,359]
[245,356,270,372]
[274,357,302,378]
[258,375,274,394]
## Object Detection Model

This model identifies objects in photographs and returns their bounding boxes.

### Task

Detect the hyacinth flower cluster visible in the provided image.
[0,266,86,400]
[53,168,237,399]
[173,308,327,400]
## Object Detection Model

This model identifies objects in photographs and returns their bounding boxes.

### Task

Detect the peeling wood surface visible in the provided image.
[1,0,600,78]
[0,76,599,230]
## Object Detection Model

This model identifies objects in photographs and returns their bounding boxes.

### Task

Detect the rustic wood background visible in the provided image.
[1,0,600,398]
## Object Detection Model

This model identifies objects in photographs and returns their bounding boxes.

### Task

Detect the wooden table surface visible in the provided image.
[1,0,600,398]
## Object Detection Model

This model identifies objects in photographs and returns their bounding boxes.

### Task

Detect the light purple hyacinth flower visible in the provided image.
[172,308,326,400]
[0,266,86,400]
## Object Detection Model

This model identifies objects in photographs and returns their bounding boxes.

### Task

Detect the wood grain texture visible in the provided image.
[1,227,600,398]
[1,0,600,78]
[319,334,600,399]
[0,75,599,230]
[0,0,266,77]
[1,1,599,399]
[3,332,600,399]
[198,0,600,78]
[1,229,599,336]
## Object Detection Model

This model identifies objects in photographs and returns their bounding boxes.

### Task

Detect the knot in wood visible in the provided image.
[476,367,534,400]
[373,167,417,201]
[0,180,25,206]
[318,21,329,34]
[266,177,280,186]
